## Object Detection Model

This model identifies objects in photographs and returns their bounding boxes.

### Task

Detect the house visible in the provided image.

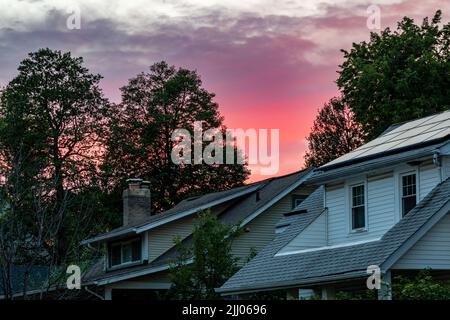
[218,110,450,300]
[82,169,314,300]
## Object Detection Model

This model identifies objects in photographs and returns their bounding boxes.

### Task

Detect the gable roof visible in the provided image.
[82,183,263,245]
[319,110,450,172]
[218,177,450,295]
[83,169,314,285]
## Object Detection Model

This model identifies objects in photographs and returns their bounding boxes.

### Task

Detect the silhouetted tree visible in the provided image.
[0,48,110,266]
[304,97,365,167]
[102,61,249,215]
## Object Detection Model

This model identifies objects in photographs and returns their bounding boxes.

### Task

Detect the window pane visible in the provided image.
[122,243,132,263]
[352,185,364,207]
[132,240,141,261]
[402,174,416,197]
[111,245,121,266]
[352,206,365,229]
[402,195,416,216]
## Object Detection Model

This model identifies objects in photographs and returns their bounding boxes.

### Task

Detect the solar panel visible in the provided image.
[323,110,450,168]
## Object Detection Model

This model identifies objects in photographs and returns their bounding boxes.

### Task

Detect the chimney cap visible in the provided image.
[126,178,143,187]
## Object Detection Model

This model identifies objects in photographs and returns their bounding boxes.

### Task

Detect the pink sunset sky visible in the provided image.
[0,0,449,181]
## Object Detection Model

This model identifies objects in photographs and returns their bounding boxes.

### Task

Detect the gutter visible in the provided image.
[93,258,193,286]
[217,270,367,296]
[319,137,450,172]
[308,145,440,185]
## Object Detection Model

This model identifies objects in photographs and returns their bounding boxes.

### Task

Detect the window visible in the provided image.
[108,238,142,268]
[292,195,308,209]
[351,184,365,230]
[401,173,417,216]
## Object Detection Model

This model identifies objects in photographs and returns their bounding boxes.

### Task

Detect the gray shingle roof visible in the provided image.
[83,169,313,285]
[218,177,450,294]
[82,183,264,244]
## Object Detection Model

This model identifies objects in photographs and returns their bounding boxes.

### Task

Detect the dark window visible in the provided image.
[131,240,141,261]
[351,184,365,230]
[402,174,417,216]
[109,238,142,268]
[292,195,308,209]
[111,244,121,266]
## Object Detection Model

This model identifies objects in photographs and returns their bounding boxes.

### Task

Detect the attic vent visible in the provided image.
[283,209,307,217]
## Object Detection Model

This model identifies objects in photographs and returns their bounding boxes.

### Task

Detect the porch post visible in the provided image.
[378,270,392,300]
[321,286,336,300]
[104,287,112,300]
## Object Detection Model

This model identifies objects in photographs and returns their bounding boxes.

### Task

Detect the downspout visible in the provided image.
[85,286,105,300]
[433,150,442,182]
[325,208,329,246]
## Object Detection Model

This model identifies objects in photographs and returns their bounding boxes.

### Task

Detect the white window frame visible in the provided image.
[349,182,367,233]
[108,237,143,270]
[399,171,418,217]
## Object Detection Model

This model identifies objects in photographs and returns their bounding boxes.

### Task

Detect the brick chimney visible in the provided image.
[123,178,151,226]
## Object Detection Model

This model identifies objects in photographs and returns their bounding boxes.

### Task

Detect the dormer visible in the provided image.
[306,110,450,246]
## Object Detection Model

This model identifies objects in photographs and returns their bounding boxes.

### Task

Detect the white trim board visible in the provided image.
[275,237,381,257]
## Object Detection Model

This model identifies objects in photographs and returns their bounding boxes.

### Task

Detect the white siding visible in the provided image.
[366,175,396,238]
[326,174,397,245]
[326,184,347,245]
[324,160,445,247]
[441,156,450,180]
[393,214,450,270]
[419,163,441,201]
[278,213,326,253]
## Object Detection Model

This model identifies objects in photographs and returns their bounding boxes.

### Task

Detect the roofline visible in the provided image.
[217,271,367,295]
[381,196,450,272]
[318,136,450,172]
[92,258,193,286]
[308,144,442,185]
[134,184,262,234]
[238,169,314,228]
[82,184,262,245]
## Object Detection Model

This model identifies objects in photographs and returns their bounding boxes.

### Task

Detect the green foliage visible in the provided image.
[335,290,377,300]
[337,10,450,140]
[101,61,249,216]
[304,97,365,167]
[168,211,242,300]
[392,269,450,300]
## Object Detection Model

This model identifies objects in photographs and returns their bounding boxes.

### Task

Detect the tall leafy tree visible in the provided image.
[0,48,110,264]
[102,61,249,214]
[337,10,450,140]
[304,97,365,168]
